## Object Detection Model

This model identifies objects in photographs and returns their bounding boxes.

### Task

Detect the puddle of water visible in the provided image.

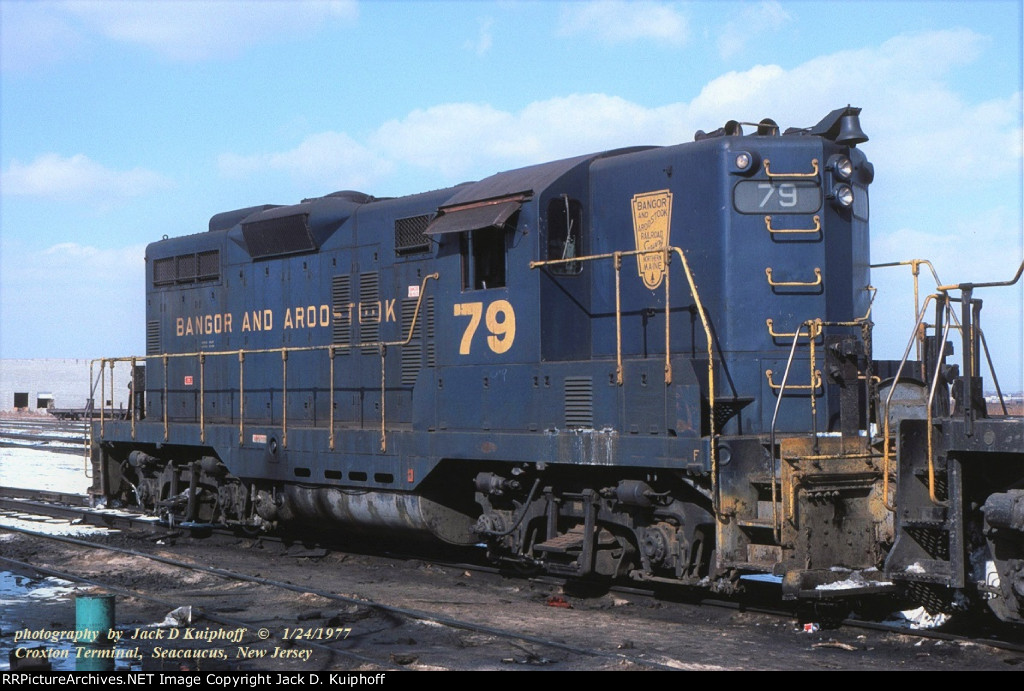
[1,571,141,671]
[0,570,79,670]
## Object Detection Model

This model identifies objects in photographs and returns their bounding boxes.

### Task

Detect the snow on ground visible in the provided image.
[0,447,125,536]
[0,511,118,538]
[0,447,91,494]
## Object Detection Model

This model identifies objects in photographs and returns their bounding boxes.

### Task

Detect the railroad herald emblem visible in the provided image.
[631,190,673,290]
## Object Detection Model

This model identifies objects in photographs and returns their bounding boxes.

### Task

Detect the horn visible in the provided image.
[725,120,743,136]
[757,118,779,136]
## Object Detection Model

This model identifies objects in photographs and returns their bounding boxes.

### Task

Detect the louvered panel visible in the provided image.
[331,275,351,350]
[400,298,421,386]
[146,321,161,355]
[359,272,380,354]
[564,376,594,428]
[425,297,436,367]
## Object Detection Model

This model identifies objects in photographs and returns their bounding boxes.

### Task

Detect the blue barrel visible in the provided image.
[75,593,116,671]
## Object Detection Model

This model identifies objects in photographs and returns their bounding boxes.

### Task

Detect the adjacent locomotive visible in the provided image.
[89,106,1024,625]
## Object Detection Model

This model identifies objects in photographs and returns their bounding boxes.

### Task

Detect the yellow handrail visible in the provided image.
[764,214,820,236]
[765,369,822,391]
[93,273,440,454]
[763,158,819,178]
[765,267,822,288]
[531,244,718,511]
[765,318,819,340]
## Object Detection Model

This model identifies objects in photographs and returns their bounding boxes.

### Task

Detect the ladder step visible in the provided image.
[535,528,585,554]
[901,506,948,527]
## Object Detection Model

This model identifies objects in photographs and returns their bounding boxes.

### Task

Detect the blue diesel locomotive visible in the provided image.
[90,106,1024,624]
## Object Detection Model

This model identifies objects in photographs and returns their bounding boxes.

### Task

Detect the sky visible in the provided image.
[1,0,1022,390]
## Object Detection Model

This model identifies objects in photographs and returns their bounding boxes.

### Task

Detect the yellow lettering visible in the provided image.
[284,308,294,329]
[454,302,483,355]
[486,299,516,354]
[319,304,330,327]
[185,318,194,336]
[295,307,304,328]
[384,299,396,322]
[358,302,381,324]
[454,300,517,355]
[224,313,232,333]
[204,314,213,334]
[177,317,184,337]
[243,309,272,331]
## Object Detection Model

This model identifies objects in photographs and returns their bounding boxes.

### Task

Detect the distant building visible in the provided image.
[0,359,130,413]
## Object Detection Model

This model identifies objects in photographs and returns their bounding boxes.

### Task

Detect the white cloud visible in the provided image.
[218,131,394,190]
[0,3,83,73]
[676,29,1021,190]
[369,96,686,176]
[1,154,173,202]
[225,28,1018,193]
[465,17,494,56]
[558,1,688,46]
[717,1,792,59]
[255,95,684,189]
[870,207,1024,389]
[370,103,515,176]
[2,1,358,67]
[0,242,147,358]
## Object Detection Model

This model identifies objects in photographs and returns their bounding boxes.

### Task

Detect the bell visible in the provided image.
[836,113,868,146]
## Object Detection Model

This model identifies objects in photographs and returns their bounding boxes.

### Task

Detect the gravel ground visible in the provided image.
[2,528,1021,672]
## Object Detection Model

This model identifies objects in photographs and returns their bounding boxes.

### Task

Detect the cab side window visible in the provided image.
[547,196,583,275]
[462,227,508,290]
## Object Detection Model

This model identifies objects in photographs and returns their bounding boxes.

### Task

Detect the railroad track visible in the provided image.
[0,416,89,455]
[0,519,688,671]
[1,486,1021,671]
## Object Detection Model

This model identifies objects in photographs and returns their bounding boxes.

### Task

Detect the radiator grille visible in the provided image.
[153,258,175,285]
[395,214,431,255]
[153,251,220,286]
[197,250,219,279]
[242,214,315,258]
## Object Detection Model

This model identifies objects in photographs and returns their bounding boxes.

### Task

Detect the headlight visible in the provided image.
[830,183,854,208]
[827,154,853,181]
[735,152,751,171]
